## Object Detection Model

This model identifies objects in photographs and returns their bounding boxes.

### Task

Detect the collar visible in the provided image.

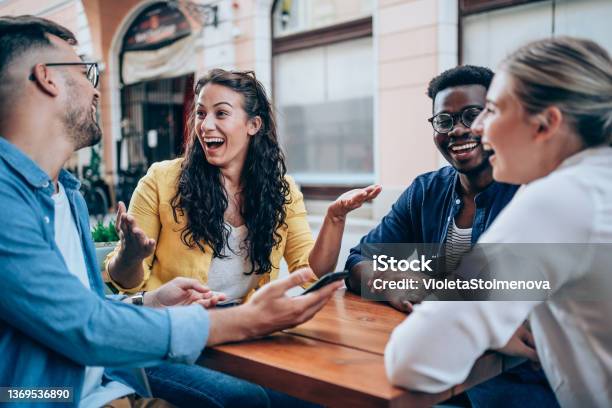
[0,136,52,189]
[557,145,612,170]
[0,137,80,192]
[451,170,501,207]
[58,168,81,191]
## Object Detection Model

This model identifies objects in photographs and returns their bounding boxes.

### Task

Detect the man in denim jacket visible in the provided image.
[0,15,339,407]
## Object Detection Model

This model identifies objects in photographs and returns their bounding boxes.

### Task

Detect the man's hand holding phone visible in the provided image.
[206,268,343,346]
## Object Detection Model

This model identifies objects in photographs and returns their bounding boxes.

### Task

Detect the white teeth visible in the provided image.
[204,138,224,143]
[451,142,477,152]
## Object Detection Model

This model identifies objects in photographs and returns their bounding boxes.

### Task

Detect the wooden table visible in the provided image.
[199,289,519,407]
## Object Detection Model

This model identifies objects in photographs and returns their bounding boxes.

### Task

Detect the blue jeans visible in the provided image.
[145,363,320,408]
[467,362,559,408]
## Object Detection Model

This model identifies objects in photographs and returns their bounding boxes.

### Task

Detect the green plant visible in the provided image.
[91,220,119,243]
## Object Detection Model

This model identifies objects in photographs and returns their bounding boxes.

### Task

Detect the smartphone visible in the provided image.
[301,270,349,295]
[216,298,242,308]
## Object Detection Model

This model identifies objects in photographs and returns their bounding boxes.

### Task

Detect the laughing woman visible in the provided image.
[103,69,379,407]
[104,68,380,300]
[384,37,612,407]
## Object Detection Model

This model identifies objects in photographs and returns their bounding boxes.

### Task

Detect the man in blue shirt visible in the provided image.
[345,66,558,407]
[0,15,340,407]
[346,65,518,308]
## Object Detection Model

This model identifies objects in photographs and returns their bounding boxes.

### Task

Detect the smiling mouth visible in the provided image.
[449,141,480,155]
[203,137,225,149]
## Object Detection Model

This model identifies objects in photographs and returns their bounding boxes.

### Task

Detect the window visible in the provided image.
[461,0,612,67]
[273,0,373,38]
[272,0,374,190]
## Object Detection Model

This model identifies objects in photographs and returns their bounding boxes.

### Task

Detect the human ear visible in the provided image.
[30,63,60,97]
[533,106,563,142]
[247,116,262,136]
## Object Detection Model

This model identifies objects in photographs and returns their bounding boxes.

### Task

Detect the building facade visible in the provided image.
[1,0,610,220]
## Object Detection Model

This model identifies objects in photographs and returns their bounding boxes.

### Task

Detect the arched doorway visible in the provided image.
[116,2,196,204]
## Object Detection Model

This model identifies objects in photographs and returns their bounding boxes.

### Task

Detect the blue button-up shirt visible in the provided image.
[346,166,519,271]
[0,137,209,404]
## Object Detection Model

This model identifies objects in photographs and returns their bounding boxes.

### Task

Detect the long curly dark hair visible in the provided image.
[171,69,290,275]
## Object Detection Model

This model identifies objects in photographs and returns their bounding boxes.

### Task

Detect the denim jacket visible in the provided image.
[346,166,519,271]
[0,137,209,405]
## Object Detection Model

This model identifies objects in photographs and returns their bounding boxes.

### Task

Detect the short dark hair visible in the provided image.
[0,15,77,80]
[427,65,494,101]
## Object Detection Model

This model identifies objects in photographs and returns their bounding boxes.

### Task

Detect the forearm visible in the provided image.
[308,211,346,277]
[385,301,535,392]
[206,307,252,346]
[107,250,146,290]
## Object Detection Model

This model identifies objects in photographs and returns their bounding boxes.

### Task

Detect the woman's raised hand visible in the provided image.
[115,201,156,265]
[327,184,382,223]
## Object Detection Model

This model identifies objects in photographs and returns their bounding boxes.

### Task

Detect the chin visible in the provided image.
[455,158,490,176]
[492,166,514,184]
[204,156,225,168]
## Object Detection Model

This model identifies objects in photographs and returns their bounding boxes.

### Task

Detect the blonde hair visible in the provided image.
[500,36,612,146]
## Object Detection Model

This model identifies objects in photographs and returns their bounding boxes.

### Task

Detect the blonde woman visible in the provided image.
[385,37,612,407]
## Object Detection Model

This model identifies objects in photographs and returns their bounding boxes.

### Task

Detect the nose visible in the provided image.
[447,121,470,139]
[471,110,485,138]
[201,114,216,133]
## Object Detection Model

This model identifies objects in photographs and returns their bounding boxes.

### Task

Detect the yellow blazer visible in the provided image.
[104,158,315,298]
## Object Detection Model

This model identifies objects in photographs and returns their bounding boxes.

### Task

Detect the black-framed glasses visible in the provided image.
[44,62,99,88]
[428,106,483,134]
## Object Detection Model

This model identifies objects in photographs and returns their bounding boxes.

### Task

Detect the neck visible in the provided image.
[544,133,585,177]
[0,111,73,186]
[219,161,244,191]
[457,165,494,197]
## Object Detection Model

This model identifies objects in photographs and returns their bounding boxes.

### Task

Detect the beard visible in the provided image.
[64,104,102,150]
[63,79,102,150]
[457,148,493,177]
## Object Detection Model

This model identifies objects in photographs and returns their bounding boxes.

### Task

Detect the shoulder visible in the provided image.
[482,169,594,243]
[0,158,34,203]
[146,158,184,180]
[141,158,184,191]
[413,166,456,188]
[397,166,456,203]
[283,175,307,215]
[0,160,42,232]
[284,175,302,199]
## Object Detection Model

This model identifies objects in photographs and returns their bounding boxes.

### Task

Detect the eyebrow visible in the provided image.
[435,104,484,114]
[196,102,233,108]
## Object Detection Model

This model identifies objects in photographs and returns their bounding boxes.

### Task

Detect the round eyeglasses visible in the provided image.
[428,106,483,134]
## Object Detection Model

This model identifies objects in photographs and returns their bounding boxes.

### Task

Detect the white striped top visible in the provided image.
[444,219,472,272]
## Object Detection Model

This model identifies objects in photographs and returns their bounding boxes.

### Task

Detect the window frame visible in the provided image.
[270,1,374,200]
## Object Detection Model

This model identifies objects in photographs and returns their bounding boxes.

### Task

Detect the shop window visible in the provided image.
[461,0,612,67]
[272,0,374,195]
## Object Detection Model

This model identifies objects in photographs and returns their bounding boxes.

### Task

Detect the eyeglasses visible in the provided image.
[42,62,99,88]
[428,106,483,134]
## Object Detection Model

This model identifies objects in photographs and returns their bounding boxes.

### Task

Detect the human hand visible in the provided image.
[386,292,414,314]
[327,184,382,223]
[206,268,342,345]
[367,269,427,314]
[245,268,342,336]
[495,323,539,362]
[115,201,156,266]
[145,277,226,308]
